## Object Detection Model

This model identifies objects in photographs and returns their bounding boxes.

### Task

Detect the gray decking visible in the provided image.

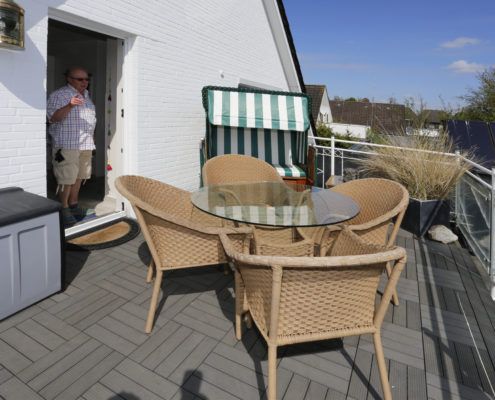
[1,229,495,399]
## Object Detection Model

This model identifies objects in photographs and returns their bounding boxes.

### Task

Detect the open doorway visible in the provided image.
[47,19,124,227]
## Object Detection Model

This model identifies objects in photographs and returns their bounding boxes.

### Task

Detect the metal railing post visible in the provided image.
[455,151,460,220]
[321,147,325,188]
[491,167,495,300]
[330,136,335,178]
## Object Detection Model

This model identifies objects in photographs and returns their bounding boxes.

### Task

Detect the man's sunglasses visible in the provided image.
[70,77,90,82]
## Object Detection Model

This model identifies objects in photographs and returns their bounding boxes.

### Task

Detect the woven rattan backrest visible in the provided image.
[116,175,233,269]
[116,175,193,220]
[331,178,409,245]
[221,229,406,341]
[203,154,284,185]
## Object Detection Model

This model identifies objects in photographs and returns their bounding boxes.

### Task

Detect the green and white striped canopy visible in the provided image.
[206,88,310,132]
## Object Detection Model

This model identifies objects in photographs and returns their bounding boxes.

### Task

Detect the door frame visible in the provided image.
[48,8,138,234]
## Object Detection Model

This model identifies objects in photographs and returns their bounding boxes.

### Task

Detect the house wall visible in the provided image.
[0,0,294,195]
[330,123,369,139]
[318,87,332,125]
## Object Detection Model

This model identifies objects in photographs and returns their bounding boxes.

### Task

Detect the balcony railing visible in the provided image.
[310,135,495,298]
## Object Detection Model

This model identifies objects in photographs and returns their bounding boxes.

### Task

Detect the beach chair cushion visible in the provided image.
[207,126,306,177]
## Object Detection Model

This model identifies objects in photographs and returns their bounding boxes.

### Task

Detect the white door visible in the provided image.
[103,38,125,211]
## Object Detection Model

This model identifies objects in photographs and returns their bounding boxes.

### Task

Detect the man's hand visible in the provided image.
[50,95,85,123]
[69,95,85,108]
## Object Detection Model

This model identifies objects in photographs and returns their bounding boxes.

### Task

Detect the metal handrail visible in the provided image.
[310,135,495,299]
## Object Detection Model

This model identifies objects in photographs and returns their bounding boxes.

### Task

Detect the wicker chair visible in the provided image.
[115,175,250,333]
[202,154,284,185]
[320,178,409,305]
[203,154,313,256]
[221,228,406,400]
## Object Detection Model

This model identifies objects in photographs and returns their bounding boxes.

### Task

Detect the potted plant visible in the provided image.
[359,131,473,236]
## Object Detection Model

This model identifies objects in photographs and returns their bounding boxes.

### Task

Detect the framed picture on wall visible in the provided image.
[0,1,24,49]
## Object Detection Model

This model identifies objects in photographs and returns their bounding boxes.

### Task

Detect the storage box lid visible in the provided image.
[0,187,61,227]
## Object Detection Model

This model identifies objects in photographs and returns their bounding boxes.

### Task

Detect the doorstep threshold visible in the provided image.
[64,211,126,238]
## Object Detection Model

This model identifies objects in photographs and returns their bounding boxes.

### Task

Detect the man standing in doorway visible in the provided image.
[47,66,96,226]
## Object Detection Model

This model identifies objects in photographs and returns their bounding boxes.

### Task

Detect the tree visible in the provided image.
[404,96,429,129]
[458,68,495,122]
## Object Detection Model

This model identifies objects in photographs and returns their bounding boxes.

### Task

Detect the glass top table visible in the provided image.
[191,182,360,227]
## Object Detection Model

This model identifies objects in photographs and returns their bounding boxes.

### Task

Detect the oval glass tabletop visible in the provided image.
[191,182,360,227]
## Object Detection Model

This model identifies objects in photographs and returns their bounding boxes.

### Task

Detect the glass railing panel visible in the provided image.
[455,173,491,273]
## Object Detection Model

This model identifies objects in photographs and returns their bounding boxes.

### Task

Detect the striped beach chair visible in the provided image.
[201,86,312,183]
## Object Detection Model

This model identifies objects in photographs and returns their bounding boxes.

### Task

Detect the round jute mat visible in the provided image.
[66,217,140,250]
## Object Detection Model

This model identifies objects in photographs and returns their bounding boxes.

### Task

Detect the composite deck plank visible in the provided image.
[81,382,124,400]
[455,341,483,390]
[407,365,427,400]
[38,344,113,399]
[51,351,123,400]
[84,322,137,356]
[388,359,407,400]
[347,347,373,400]
[204,352,265,390]
[167,336,218,385]
[17,333,89,383]
[155,331,206,378]
[26,338,101,392]
[0,366,13,386]
[0,377,45,400]
[366,356,385,400]
[31,311,80,341]
[304,381,328,400]
[422,333,444,377]
[3,230,495,399]
[438,338,463,383]
[100,370,170,400]
[115,358,179,399]
[195,362,262,399]
[406,300,421,331]
[476,348,495,395]
[283,373,310,400]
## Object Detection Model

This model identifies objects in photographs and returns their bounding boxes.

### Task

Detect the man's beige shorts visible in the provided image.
[52,149,92,185]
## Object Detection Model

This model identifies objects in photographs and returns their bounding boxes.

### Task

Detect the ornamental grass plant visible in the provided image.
[358,131,473,201]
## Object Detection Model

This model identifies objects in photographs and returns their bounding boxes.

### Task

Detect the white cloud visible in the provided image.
[447,60,485,74]
[441,37,480,48]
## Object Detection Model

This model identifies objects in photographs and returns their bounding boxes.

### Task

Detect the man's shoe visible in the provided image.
[62,208,77,227]
[69,205,95,221]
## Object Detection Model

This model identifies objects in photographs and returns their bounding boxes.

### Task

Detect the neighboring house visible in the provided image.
[405,108,443,137]
[0,0,307,230]
[305,84,332,126]
[424,109,444,131]
[330,100,407,135]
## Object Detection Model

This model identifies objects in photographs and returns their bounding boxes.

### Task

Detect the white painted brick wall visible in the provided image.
[0,0,294,195]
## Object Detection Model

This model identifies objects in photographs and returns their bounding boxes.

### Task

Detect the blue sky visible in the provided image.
[283,0,495,109]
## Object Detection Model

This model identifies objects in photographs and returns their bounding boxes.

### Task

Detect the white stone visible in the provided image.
[428,225,458,244]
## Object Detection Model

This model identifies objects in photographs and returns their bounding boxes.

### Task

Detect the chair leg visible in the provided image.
[223,263,231,275]
[145,269,163,334]
[244,312,253,329]
[386,262,400,306]
[234,270,243,340]
[267,344,277,400]
[146,259,155,283]
[373,332,392,400]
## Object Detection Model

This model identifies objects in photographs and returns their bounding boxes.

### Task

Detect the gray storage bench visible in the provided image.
[0,187,63,320]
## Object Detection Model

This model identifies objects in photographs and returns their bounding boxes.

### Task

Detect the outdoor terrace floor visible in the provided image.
[1,229,495,399]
